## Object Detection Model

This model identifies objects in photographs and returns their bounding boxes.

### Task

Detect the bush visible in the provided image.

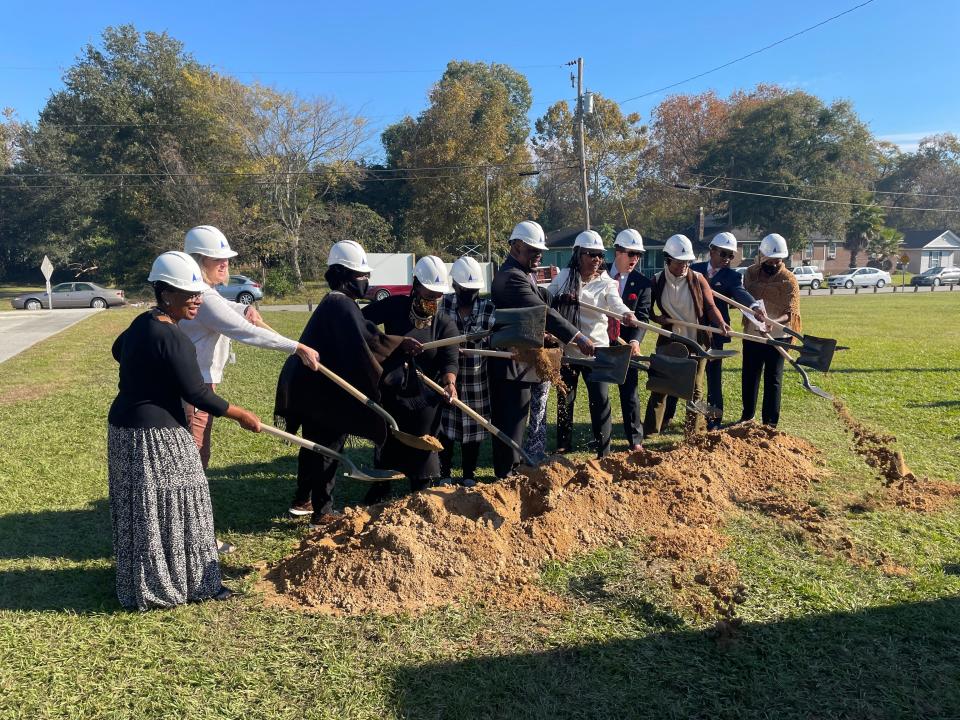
[265,268,295,298]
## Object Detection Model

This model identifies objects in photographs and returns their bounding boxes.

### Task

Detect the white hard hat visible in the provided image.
[413,255,449,293]
[184,225,238,259]
[451,256,484,290]
[509,220,547,251]
[574,230,605,251]
[148,251,208,292]
[709,231,737,252]
[759,233,789,259]
[327,240,372,273]
[663,234,696,262]
[614,228,644,252]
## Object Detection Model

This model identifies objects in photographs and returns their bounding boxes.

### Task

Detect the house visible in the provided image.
[898,230,960,273]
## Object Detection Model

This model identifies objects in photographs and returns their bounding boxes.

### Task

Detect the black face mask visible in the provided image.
[761,263,780,276]
[343,277,369,299]
[456,288,479,307]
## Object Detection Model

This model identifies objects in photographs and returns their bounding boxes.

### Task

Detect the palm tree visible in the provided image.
[844,200,885,268]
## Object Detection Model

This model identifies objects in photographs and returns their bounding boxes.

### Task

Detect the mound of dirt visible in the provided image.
[833,400,960,512]
[261,424,825,616]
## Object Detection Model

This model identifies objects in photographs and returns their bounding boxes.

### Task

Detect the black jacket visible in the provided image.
[690,261,757,346]
[490,255,579,381]
[611,268,653,345]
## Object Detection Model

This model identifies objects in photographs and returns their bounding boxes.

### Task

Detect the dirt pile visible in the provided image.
[262,424,824,616]
[833,400,960,512]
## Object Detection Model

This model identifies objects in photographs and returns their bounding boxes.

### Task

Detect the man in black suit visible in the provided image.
[607,229,653,450]
[489,220,594,478]
[690,232,766,429]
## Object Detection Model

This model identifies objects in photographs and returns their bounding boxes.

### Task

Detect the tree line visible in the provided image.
[1,25,958,289]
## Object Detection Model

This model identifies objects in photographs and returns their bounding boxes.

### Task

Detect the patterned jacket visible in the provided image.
[439,294,496,443]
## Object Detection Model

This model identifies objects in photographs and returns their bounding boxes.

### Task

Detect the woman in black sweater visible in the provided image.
[361,256,459,504]
[108,252,260,610]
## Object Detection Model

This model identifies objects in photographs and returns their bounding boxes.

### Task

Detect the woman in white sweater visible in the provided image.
[548,230,638,457]
[179,226,320,473]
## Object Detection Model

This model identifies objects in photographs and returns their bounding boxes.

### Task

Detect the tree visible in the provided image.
[697,92,875,249]
[382,61,537,259]
[532,93,647,231]
[235,84,368,287]
[876,134,960,232]
[844,200,885,267]
[866,226,903,267]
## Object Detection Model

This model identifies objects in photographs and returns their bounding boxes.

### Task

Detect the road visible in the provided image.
[0,308,102,364]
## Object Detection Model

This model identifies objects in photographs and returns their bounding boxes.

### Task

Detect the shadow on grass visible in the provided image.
[389,598,960,719]
[906,400,960,409]
[0,566,119,612]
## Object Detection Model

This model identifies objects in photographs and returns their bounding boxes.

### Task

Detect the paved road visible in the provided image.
[0,308,102,364]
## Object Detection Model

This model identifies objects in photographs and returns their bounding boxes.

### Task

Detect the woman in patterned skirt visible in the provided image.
[107,252,261,610]
[438,256,495,486]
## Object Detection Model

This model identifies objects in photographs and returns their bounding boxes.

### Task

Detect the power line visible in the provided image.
[619,0,877,105]
[690,172,960,201]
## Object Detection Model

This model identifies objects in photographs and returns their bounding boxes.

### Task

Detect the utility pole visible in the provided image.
[484,168,492,262]
[567,57,590,230]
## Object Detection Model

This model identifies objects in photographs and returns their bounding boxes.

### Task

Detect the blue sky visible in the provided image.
[2,0,957,158]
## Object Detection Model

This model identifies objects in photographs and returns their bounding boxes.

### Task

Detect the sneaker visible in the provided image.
[216,539,237,555]
[288,499,313,517]
[309,511,343,530]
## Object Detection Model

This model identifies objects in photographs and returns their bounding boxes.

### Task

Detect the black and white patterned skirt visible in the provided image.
[107,424,222,610]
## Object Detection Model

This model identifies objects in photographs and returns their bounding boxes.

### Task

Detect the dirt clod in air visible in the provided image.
[513,347,567,392]
[261,424,829,617]
[834,399,960,512]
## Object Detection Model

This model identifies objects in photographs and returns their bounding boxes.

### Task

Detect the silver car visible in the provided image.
[10,282,126,310]
[215,275,263,305]
[827,267,892,289]
[910,266,960,287]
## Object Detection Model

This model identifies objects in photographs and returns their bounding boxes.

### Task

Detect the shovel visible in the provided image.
[460,348,563,384]
[710,290,841,371]
[417,306,546,351]
[561,345,633,384]
[261,424,405,482]
[313,362,444,451]
[416,370,536,466]
[578,301,738,361]
[661,318,800,351]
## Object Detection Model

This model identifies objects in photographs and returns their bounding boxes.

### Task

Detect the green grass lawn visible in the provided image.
[1,293,959,719]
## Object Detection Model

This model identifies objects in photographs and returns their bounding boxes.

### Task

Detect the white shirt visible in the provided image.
[659,270,698,341]
[179,286,299,383]
[548,269,631,356]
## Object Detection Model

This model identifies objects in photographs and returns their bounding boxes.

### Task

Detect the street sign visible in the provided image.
[40,256,53,310]
[899,254,910,265]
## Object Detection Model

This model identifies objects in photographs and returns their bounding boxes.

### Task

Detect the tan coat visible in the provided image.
[743,264,802,337]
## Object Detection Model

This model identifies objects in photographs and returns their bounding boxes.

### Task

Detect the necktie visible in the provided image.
[608,271,622,342]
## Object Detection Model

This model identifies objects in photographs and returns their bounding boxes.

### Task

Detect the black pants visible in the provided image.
[617,366,644,447]
[705,358,724,430]
[490,378,531,478]
[294,421,347,516]
[740,342,785,427]
[557,364,611,458]
[439,434,481,480]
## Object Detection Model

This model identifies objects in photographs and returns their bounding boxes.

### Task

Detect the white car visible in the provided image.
[791,266,824,289]
[828,267,892,289]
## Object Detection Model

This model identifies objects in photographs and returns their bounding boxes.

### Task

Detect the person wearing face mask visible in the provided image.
[361,255,459,504]
[437,256,496,487]
[275,240,401,528]
[690,232,766,430]
[643,234,730,437]
[549,230,640,457]
[490,221,591,479]
[738,233,801,428]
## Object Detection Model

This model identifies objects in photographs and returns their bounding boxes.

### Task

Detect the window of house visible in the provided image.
[804,242,814,259]
[741,243,758,259]
[827,242,837,259]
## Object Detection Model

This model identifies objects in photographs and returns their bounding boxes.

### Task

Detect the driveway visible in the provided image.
[0,309,102,364]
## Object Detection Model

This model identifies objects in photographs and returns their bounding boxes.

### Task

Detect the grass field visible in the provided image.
[1,293,958,719]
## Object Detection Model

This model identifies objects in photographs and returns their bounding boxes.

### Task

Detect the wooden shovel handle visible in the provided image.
[579,301,671,343]
[313,362,398,432]
[710,290,788,334]
[420,331,489,350]
[661,318,779,346]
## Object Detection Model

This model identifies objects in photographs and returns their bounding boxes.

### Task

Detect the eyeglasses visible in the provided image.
[716,250,736,260]
[170,290,203,301]
[584,252,605,259]
[617,249,643,258]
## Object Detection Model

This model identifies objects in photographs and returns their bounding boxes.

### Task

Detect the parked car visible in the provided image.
[827,267,892,289]
[215,275,263,305]
[791,265,824,289]
[364,284,414,303]
[10,282,125,310]
[910,266,960,287]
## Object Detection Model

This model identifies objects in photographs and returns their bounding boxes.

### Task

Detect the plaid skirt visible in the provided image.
[107,424,222,610]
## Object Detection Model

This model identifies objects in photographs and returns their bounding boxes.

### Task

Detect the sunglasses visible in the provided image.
[584,251,605,259]
[716,250,736,260]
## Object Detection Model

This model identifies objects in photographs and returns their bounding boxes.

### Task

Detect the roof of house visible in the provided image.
[899,229,954,249]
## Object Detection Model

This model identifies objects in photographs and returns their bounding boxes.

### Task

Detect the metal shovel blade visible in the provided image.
[489,306,546,349]
[260,424,404,482]
[794,335,837,372]
[391,428,444,452]
[561,345,633,384]
[645,354,698,401]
